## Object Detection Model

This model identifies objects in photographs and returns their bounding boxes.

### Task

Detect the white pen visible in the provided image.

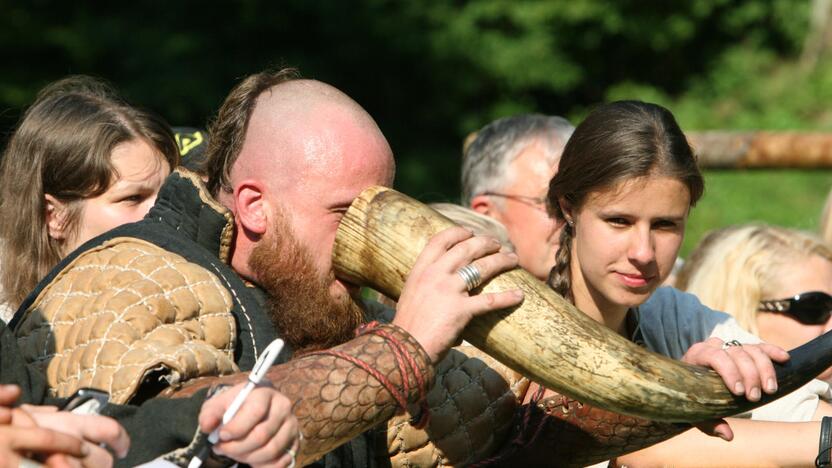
[188,338,286,468]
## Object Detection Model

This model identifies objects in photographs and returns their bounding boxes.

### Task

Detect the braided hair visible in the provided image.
[545,101,704,302]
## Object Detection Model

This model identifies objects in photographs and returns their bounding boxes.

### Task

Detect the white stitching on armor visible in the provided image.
[32,278,228,363]
[55,340,234,395]
[206,261,256,359]
[19,239,239,403]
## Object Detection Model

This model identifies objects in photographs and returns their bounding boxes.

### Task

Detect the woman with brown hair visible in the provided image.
[543,100,832,466]
[0,76,179,319]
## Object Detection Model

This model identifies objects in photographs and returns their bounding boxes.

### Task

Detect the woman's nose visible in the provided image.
[628,228,655,266]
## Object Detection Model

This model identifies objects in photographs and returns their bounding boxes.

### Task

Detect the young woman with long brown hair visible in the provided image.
[544,100,832,466]
[0,76,179,319]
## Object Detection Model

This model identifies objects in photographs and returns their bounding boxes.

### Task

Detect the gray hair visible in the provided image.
[429,203,515,253]
[461,114,574,206]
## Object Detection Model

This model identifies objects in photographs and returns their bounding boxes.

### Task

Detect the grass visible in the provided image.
[681,169,832,257]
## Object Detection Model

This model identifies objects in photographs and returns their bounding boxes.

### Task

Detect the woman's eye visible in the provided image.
[653,220,678,230]
[120,195,143,204]
[607,217,629,226]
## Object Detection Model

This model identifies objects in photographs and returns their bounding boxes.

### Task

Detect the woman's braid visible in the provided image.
[547,223,574,303]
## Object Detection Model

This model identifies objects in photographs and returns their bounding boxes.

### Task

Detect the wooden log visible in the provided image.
[332,186,832,422]
[688,131,832,168]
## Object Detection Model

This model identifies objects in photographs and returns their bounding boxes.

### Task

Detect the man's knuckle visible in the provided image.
[251,425,275,446]
[275,394,292,410]
[484,294,496,307]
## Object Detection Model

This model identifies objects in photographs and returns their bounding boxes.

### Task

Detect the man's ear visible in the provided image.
[45,194,68,241]
[469,194,496,216]
[234,182,267,235]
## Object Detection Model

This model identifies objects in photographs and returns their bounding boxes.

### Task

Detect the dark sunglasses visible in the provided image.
[758,291,832,325]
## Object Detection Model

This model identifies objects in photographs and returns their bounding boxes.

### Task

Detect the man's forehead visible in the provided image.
[512,139,559,172]
[252,126,392,210]
[297,147,394,195]
[505,140,558,192]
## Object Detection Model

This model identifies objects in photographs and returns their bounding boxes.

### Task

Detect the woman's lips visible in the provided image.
[616,271,652,288]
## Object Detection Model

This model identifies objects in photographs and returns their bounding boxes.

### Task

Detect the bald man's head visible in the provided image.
[203,68,393,197]
[232,78,394,197]
[205,68,395,294]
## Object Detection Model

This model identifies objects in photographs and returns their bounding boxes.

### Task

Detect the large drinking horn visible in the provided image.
[333,186,832,422]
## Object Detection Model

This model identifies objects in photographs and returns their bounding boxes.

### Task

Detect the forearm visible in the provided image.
[616,418,819,468]
[171,322,435,466]
[280,322,434,464]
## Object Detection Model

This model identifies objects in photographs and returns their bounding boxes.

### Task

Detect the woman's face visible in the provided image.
[756,255,832,352]
[568,175,691,317]
[65,138,171,253]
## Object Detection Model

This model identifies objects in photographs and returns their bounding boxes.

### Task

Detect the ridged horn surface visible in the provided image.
[332,186,832,422]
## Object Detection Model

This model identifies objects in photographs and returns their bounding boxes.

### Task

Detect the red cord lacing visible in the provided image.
[305,321,431,428]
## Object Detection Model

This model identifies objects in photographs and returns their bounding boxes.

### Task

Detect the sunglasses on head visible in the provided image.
[758,291,832,325]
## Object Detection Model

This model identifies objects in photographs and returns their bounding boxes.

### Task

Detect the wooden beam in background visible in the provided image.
[688,131,832,168]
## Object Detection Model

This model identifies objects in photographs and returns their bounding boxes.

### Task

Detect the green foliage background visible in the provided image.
[0,0,830,254]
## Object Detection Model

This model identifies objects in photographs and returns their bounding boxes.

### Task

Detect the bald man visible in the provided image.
[10,68,524,466]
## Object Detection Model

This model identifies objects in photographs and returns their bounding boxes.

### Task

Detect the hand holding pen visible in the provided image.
[192,339,300,468]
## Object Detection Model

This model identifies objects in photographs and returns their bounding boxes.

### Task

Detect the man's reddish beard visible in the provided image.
[248,214,365,353]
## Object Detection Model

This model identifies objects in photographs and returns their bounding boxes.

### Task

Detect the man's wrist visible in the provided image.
[377,322,436,376]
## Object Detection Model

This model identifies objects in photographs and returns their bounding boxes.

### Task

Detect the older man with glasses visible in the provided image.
[462,114,574,281]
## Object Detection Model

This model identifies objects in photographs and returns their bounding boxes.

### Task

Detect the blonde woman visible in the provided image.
[677,224,832,378]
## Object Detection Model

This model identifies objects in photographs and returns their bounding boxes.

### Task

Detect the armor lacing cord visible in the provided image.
[470,384,550,467]
[305,321,431,428]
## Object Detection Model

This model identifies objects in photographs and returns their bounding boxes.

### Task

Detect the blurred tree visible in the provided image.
[0,0,824,200]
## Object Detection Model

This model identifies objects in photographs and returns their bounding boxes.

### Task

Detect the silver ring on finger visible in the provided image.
[722,339,743,349]
[457,263,482,292]
[287,447,297,468]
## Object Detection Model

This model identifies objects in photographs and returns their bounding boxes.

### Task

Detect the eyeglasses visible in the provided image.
[481,192,547,211]
[758,291,832,325]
